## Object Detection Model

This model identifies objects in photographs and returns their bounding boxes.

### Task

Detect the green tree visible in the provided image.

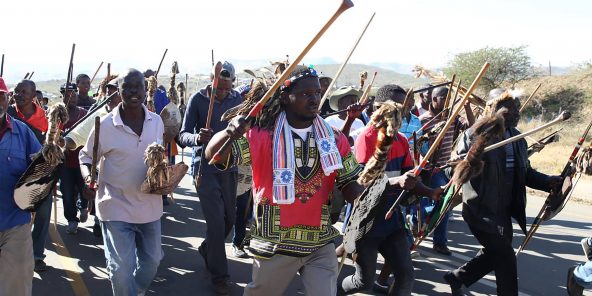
[444,46,534,93]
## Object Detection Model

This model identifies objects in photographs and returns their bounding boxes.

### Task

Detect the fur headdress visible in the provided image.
[483,89,523,117]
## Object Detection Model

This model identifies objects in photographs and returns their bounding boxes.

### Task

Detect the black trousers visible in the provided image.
[454,223,518,296]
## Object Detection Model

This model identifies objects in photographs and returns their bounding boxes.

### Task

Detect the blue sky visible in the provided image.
[1,0,590,84]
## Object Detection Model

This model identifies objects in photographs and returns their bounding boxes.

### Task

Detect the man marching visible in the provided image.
[80,69,165,296]
[0,77,42,296]
[178,61,242,295]
[207,66,365,296]
[443,90,559,296]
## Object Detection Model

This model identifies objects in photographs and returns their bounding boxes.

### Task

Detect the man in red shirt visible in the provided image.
[59,83,88,234]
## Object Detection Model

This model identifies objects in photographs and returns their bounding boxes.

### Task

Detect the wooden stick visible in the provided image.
[23,72,30,79]
[67,44,75,84]
[107,63,111,78]
[195,62,223,188]
[412,81,453,94]
[520,83,542,112]
[385,62,490,219]
[89,116,101,190]
[318,12,375,110]
[447,80,462,118]
[442,74,456,117]
[484,111,570,153]
[185,73,189,100]
[210,0,354,165]
[440,113,571,170]
[211,49,215,67]
[28,72,34,80]
[359,71,377,105]
[206,62,223,129]
[90,61,104,86]
[0,54,4,77]
[155,48,168,77]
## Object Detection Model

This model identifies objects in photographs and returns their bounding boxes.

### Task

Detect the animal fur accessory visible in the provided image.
[140,143,188,195]
[357,101,403,186]
[483,89,523,117]
[42,103,69,166]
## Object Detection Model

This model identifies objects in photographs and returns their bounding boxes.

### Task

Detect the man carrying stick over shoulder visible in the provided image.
[443,89,560,296]
[417,86,474,256]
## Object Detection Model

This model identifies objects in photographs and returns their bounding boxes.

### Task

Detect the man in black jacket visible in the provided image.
[443,90,560,296]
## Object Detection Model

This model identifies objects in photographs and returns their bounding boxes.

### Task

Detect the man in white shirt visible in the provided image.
[80,69,165,296]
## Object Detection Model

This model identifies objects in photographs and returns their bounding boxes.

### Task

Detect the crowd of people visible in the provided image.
[0,59,590,296]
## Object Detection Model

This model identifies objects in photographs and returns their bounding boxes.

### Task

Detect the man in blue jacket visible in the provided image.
[0,77,42,295]
[178,61,242,295]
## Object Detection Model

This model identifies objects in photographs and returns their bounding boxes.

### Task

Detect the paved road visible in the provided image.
[32,155,592,295]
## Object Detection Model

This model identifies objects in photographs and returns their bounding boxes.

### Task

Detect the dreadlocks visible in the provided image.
[221,65,318,131]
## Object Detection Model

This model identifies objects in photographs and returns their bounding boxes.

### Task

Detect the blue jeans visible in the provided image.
[233,190,251,247]
[407,170,450,246]
[101,220,163,296]
[32,193,52,260]
[59,166,88,222]
[574,257,592,289]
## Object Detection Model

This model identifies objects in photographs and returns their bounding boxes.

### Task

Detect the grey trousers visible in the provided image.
[244,243,338,296]
[196,171,237,283]
[0,223,34,296]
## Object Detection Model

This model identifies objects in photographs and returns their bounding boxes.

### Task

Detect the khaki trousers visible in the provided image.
[244,243,338,296]
[0,223,33,296]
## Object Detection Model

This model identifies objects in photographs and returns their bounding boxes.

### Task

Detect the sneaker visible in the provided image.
[433,244,452,256]
[567,265,584,296]
[79,209,88,223]
[213,279,230,295]
[443,271,463,296]
[34,259,47,272]
[581,238,591,261]
[93,223,102,238]
[66,221,78,234]
[232,245,248,258]
[372,280,389,294]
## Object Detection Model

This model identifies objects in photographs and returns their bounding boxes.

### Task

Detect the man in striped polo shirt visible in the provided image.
[418,86,474,255]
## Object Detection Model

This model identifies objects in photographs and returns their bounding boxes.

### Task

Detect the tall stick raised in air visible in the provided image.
[209,0,355,165]
[318,12,376,110]
[155,48,168,77]
[520,83,542,112]
[384,62,490,219]
[90,61,104,86]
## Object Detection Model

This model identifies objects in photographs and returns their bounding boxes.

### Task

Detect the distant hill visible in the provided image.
[29,63,427,104]
[314,63,428,89]
[515,66,592,121]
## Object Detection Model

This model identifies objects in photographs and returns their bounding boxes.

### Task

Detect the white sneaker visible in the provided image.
[66,221,78,234]
[581,237,592,260]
